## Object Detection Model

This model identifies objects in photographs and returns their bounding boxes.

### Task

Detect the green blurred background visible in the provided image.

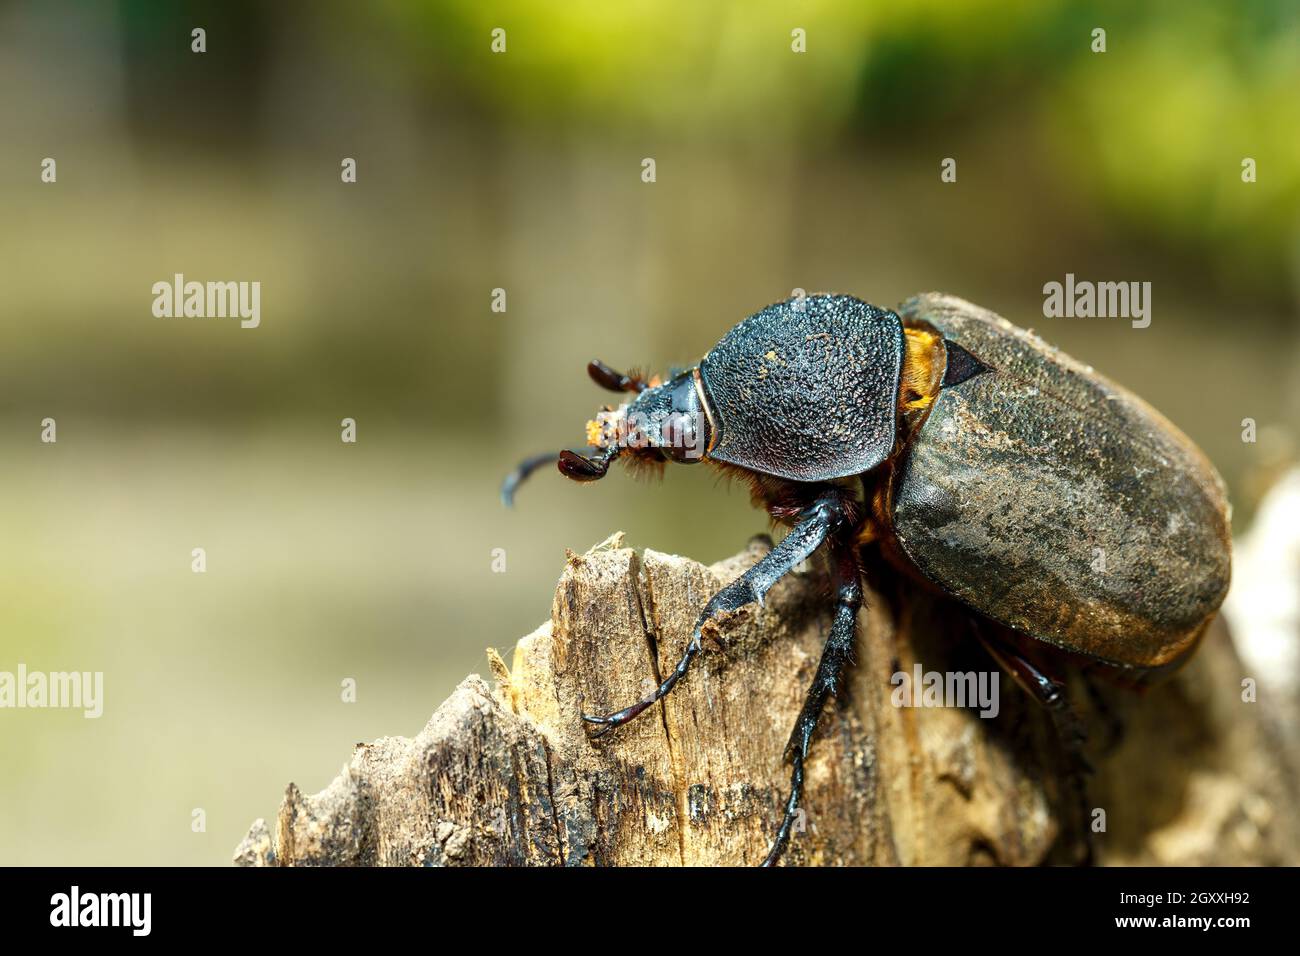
[1,0,1297,864]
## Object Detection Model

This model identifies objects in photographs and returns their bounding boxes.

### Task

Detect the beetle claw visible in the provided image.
[580,716,618,740]
[581,699,652,738]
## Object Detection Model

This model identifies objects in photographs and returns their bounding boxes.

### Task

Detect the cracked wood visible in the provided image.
[234,533,1299,867]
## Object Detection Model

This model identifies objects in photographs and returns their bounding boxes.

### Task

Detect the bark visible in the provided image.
[234,532,1299,867]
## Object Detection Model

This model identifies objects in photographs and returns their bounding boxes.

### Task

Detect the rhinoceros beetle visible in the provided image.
[502,292,1232,866]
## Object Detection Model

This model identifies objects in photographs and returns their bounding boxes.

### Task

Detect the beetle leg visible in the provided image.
[977,632,1069,710]
[975,627,1096,865]
[974,631,1089,763]
[500,451,562,506]
[762,531,862,867]
[581,491,850,736]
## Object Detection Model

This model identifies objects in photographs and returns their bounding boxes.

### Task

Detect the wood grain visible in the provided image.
[234,533,1298,866]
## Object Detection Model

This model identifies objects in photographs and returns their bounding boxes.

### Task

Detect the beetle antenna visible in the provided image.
[588,359,648,394]
[501,447,600,506]
[557,445,620,482]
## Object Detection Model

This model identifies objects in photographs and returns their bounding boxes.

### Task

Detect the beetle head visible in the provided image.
[500,360,713,506]
[562,364,711,483]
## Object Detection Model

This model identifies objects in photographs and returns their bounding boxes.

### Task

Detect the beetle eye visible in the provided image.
[661,412,706,463]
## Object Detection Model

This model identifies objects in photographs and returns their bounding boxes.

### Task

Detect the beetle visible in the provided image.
[502,292,1232,866]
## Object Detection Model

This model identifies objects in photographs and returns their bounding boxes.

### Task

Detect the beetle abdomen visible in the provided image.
[891,293,1231,669]
[699,294,904,482]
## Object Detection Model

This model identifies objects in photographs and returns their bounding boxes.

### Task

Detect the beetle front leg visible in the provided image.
[581,491,850,736]
[762,532,862,866]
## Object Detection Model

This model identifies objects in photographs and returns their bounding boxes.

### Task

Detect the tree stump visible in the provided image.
[234,532,1299,866]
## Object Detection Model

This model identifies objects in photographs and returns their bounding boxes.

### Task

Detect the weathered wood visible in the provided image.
[234,532,1298,867]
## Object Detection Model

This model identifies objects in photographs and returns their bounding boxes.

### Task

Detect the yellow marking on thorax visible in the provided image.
[900,327,944,412]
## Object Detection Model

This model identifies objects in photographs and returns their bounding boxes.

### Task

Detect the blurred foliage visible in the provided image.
[375,0,1300,300]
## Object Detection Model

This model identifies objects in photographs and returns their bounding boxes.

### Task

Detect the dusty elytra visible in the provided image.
[502,292,1232,866]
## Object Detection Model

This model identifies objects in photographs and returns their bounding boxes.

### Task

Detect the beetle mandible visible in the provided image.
[502,292,1232,866]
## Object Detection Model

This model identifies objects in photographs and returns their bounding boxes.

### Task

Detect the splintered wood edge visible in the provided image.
[233,534,1299,867]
